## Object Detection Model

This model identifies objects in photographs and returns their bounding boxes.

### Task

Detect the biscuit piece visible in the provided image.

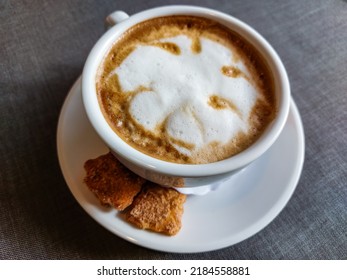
[126,182,186,236]
[149,173,185,188]
[84,152,145,210]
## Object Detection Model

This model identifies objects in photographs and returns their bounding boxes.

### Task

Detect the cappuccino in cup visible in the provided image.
[96,15,276,164]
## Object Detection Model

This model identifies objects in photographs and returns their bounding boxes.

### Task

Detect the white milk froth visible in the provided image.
[113,35,259,156]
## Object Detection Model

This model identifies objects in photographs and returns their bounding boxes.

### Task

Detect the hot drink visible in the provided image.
[96,15,276,164]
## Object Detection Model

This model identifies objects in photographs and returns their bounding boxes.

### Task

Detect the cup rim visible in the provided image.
[82,5,290,177]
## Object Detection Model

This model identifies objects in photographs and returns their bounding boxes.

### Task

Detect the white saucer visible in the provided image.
[57,77,305,253]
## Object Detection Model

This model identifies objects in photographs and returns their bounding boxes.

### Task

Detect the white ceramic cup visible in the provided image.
[82,5,290,194]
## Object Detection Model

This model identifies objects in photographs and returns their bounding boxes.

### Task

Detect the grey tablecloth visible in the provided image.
[1,0,346,259]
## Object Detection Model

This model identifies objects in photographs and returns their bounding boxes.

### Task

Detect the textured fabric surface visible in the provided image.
[1,0,346,259]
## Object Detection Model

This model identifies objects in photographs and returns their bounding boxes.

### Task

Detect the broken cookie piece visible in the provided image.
[84,152,145,210]
[126,182,186,236]
[83,152,187,236]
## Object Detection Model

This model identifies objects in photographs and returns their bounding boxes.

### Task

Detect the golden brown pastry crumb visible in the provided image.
[84,152,145,210]
[125,182,186,236]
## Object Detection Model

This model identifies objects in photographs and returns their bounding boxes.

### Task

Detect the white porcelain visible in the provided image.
[105,11,129,28]
[82,5,291,188]
[57,78,304,253]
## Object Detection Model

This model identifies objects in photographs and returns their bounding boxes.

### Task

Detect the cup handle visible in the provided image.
[105,11,129,29]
